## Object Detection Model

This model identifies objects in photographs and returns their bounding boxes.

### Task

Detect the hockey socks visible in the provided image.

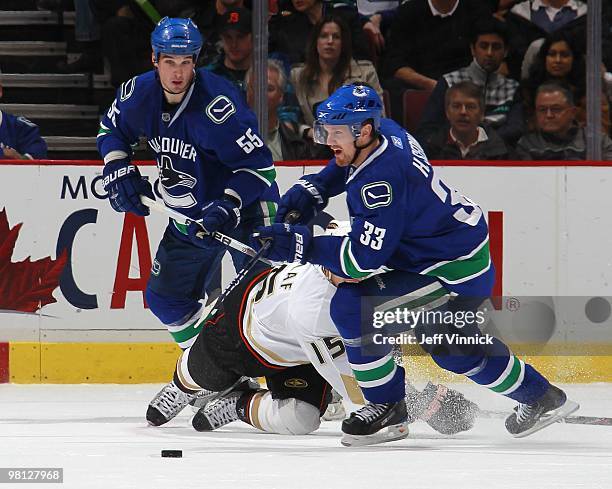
[165,304,206,349]
[346,347,406,403]
[461,339,550,404]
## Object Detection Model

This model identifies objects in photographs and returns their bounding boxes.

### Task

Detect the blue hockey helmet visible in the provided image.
[151,17,203,61]
[314,84,383,144]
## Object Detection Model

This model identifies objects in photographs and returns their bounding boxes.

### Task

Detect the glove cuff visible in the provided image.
[223,192,242,209]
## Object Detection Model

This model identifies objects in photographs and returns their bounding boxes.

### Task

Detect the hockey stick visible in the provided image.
[198,239,272,321]
[140,195,273,266]
[196,210,300,323]
[478,409,612,426]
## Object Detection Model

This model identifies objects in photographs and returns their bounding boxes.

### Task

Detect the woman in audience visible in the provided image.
[522,31,610,134]
[290,15,384,130]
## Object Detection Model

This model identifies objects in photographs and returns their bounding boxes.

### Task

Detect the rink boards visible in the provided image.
[0,159,611,383]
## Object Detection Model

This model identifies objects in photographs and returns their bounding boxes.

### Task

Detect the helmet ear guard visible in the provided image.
[151,17,203,62]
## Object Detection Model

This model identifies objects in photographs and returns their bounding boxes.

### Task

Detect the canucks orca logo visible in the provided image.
[205,95,236,124]
[157,155,197,208]
[361,181,392,209]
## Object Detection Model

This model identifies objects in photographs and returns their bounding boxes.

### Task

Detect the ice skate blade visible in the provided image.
[511,399,580,438]
[341,422,409,447]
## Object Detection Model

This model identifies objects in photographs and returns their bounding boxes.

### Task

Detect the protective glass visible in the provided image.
[313,122,357,145]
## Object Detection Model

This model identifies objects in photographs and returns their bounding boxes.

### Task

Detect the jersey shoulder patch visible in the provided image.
[390,135,403,149]
[360,181,392,209]
[119,76,137,101]
[205,94,236,124]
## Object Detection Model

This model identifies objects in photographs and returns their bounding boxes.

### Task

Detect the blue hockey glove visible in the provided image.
[251,223,312,263]
[102,160,154,216]
[187,198,240,249]
[275,178,328,225]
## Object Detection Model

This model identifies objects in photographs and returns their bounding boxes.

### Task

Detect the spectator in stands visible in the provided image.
[269,0,371,65]
[206,8,253,94]
[291,15,383,129]
[192,0,249,68]
[0,72,47,159]
[522,31,610,134]
[354,1,401,56]
[384,0,494,91]
[504,0,612,80]
[326,0,400,51]
[382,0,493,123]
[417,18,524,145]
[516,82,612,160]
[245,59,315,161]
[420,81,510,160]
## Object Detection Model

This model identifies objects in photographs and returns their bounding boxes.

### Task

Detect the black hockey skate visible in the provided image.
[192,378,260,432]
[505,384,579,438]
[146,381,214,427]
[341,400,409,447]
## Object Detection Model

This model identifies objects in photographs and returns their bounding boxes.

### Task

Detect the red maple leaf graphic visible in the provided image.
[0,208,68,313]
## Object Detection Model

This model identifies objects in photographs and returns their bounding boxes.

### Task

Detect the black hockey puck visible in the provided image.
[161,450,182,458]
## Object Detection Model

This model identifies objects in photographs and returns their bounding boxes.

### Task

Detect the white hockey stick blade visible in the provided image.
[340,422,409,447]
[511,399,580,438]
[139,195,273,265]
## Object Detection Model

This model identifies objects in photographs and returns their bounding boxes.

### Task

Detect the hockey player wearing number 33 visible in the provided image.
[97,17,279,423]
[251,84,579,446]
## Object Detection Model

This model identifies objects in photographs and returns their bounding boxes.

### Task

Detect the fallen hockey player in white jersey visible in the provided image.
[147,247,479,440]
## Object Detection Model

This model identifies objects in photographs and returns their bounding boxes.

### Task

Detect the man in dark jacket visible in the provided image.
[516,82,612,160]
[420,81,510,160]
[381,0,493,123]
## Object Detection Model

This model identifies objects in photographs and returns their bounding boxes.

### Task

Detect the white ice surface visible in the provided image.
[1,383,611,489]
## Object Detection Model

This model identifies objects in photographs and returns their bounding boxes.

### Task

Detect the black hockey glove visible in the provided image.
[406,382,479,435]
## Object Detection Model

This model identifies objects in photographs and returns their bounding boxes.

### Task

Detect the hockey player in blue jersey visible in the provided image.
[0,78,47,159]
[97,17,278,426]
[251,84,578,446]
[0,112,47,160]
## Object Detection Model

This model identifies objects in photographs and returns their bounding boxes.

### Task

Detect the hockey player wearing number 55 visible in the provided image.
[251,84,579,446]
[97,17,278,426]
